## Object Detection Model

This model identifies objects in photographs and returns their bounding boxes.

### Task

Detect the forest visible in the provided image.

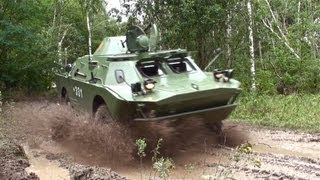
[1,0,320,94]
[1,0,320,129]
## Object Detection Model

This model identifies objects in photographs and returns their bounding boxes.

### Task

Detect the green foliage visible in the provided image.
[184,163,196,176]
[233,143,261,168]
[135,138,147,180]
[148,138,175,179]
[135,138,147,158]
[123,0,236,68]
[0,1,53,93]
[135,138,174,179]
[232,94,320,132]
[0,0,125,97]
[255,70,276,95]
[152,138,163,162]
[1,0,320,98]
[153,157,175,180]
[123,0,320,94]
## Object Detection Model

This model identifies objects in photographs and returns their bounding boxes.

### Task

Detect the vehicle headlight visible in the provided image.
[213,69,234,82]
[144,79,157,90]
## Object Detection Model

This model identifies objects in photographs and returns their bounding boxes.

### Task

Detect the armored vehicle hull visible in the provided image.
[56,26,241,131]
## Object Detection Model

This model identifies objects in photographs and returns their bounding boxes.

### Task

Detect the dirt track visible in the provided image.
[1,101,320,179]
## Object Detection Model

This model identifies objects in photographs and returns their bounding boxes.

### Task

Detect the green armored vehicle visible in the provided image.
[55,25,241,132]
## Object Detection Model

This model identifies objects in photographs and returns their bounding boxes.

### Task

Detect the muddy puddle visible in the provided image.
[2,101,320,179]
[24,146,70,180]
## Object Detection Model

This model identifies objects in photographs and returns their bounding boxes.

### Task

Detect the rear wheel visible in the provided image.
[94,105,113,124]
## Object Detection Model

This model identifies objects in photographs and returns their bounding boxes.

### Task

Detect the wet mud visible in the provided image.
[1,100,320,179]
[0,140,39,180]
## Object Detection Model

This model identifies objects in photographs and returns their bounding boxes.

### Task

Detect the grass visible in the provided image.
[232,94,320,133]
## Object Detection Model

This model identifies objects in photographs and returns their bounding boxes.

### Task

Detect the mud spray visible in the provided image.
[3,100,320,179]
[2,100,248,179]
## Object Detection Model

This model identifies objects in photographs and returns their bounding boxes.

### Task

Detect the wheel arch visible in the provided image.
[61,87,67,99]
[92,95,106,115]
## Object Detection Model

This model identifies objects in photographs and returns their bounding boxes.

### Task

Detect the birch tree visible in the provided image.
[87,1,93,61]
[79,0,103,62]
[52,0,70,64]
[226,11,232,68]
[261,0,300,59]
[247,0,256,91]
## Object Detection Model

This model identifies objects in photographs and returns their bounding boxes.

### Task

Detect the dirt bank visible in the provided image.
[0,138,39,180]
[1,100,320,179]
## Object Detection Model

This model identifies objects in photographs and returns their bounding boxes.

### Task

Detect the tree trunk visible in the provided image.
[64,47,68,65]
[297,1,301,24]
[263,0,300,60]
[226,12,232,68]
[247,0,256,92]
[312,33,318,60]
[196,35,207,69]
[53,1,57,28]
[258,40,263,68]
[86,1,92,62]
[297,0,301,55]
[58,30,67,64]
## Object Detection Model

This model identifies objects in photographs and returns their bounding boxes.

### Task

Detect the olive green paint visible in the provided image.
[56,33,241,122]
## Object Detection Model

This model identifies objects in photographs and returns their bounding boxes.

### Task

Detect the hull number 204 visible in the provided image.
[73,86,83,98]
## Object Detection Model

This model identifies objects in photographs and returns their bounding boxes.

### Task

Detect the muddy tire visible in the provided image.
[206,121,226,145]
[206,121,223,135]
[206,121,226,144]
[94,105,113,124]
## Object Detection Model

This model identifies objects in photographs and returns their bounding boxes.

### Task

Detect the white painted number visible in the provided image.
[73,86,83,98]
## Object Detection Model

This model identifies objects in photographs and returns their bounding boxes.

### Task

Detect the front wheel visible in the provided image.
[60,90,70,106]
[94,105,113,124]
[206,121,227,144]
[206,121,223,135]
